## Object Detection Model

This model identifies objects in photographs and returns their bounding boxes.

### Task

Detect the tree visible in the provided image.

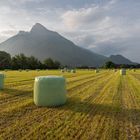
[0,51,11,69]
[53,61,61,69]
[0,52,62,70]
[104,61,116,69]
[27,56,42,69]
[44,58,61,69]
[44,58,54,69]
[11,54,28,69]
[120,64,126,68]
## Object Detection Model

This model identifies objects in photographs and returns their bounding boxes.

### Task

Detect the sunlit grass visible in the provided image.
[0,69,140,139]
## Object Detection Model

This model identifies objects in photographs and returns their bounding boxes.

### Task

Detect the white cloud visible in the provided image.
[0,0,140,62]
[61,5,107,30]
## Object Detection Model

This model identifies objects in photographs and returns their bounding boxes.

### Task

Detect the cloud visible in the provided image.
[93,36,140,62]
[62,5,102,29]
[61,0,140,62]
[0,0,140,62]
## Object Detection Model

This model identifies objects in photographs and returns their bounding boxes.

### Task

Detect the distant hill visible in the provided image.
[109,55,135,65]
[0,23,108,67]
[0,23,135,67]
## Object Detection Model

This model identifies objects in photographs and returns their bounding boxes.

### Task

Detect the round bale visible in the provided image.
[34,76,67,107]
[0,73,5,90]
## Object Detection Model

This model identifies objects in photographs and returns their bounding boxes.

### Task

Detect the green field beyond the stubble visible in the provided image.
[0,69,140,140]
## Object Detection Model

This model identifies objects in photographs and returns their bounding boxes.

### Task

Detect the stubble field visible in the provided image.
[0,69,140,140]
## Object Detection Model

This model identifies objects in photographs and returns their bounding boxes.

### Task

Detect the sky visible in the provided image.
[0,0,140,62]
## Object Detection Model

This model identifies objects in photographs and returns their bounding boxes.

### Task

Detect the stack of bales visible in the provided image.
[0,73,5,90]
[34,76,67,107]
[120,69,126,75]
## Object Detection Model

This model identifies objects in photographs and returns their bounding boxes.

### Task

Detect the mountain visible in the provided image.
[0,23,135,67]
[109,55,135,65]
[0,23,107,67]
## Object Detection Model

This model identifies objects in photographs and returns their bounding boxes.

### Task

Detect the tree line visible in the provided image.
[0,51,139,70]
[0,51,61,70]
[103,61,139,69]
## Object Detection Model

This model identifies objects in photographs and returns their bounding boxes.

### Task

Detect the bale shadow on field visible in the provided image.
[1,87,33,98]
[63,96,140,126]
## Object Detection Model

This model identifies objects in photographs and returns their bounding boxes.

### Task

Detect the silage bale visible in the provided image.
[61,69,65,73]
[36,69,40,72]
[120,69,126,75]
[34,76,67,107]
[95,69,99,73]
[18,69,22,72]
[71,69,76,73]
[4,69,8,72]
[64,68,67,72]
[0,73,5,90]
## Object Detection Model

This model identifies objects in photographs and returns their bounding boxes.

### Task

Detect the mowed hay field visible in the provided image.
[0,70,140,140]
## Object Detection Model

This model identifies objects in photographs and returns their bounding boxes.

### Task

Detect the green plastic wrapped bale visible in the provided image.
[95,69,99,73]
[71,69,76,73]
[18,69,22,72]
[4,69,8,72]
[61,69,65,73]
[26,69,29,72]
[0,73,5,90]
[34,76,67,107]
[120,69,126,75]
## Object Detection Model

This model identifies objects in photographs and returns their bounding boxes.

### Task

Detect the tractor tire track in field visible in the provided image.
[1,70,140,139]
[123,74,140,139]
[0,72,95,99]
[0,73,98,110]
[0,72,114,139]
[0,72,108,106]
[4,71,93,86]
[19,73,117,139]
[0,72,109,133]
